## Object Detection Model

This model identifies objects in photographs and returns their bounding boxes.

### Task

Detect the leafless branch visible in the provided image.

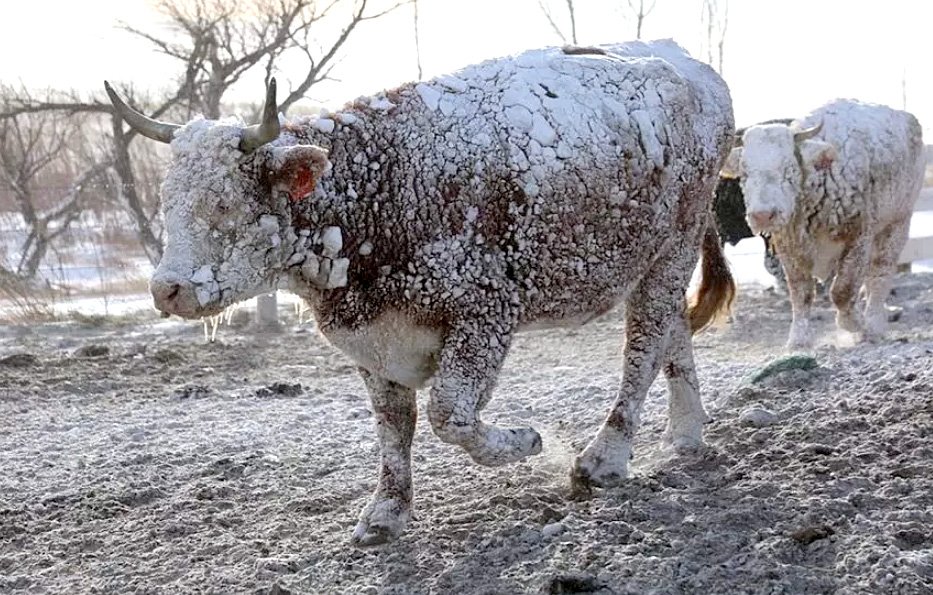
[537,0,567,44]
[412,0,422,80]
[279,0,412,113]
[624,0,656,39]
[701,0,729,74]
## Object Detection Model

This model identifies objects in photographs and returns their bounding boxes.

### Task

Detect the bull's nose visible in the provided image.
[747,209,780,232]
[150,275,197,316]
[151,279,181,303]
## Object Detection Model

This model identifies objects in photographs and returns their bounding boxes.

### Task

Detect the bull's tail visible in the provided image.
[687,216,736,334]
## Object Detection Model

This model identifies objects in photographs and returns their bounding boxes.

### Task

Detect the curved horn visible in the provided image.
[794,121,823,143]
[103,81,181,144]
[239,78,281,153]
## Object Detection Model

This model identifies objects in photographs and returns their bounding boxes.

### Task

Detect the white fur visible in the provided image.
[325,310,443,389]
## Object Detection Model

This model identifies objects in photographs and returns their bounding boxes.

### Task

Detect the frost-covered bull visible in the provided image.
[722,99,924,349]
[105,40,735,544]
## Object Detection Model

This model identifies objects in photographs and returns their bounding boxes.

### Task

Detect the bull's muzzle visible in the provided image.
[746,209,782,234]
[150,273,201,318]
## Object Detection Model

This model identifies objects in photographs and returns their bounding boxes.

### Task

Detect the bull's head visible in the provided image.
[720,121,836,234]
[105,79,330,318]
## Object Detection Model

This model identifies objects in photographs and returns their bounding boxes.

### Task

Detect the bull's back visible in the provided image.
[398,42,732,247]
[803,100,925,221]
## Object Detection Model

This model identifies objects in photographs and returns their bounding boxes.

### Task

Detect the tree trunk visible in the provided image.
[110,116,163,266]
[19,229,47,278]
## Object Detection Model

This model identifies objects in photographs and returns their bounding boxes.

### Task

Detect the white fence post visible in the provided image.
[255,292,280,330]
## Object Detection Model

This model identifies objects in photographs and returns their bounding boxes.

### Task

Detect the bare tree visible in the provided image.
[624,0,656,40]
[701,0,729,74]
[1,84,194,267]
[0,97,110,279]
[129,0,409,118]
[537,0,578,45]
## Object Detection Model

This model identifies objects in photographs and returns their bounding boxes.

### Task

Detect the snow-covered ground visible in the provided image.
[2,271,932,594]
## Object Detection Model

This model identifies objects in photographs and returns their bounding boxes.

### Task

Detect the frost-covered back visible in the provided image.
[796,98,924,221]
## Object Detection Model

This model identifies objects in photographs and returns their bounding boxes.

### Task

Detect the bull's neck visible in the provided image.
[280,111,389,295]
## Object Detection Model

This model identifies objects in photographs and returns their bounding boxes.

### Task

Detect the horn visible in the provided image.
[794,121,823,143]
[239,78,281,153]
[103,81,181,144]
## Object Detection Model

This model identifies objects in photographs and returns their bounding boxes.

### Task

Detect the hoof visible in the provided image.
[570,457,627,494]
[663,433,705,453]
[836,312,864,334]
[570,440,631,493]
[351,497,410,547]
[662,413,707,451]
[352,523,396,547]
[784,339,812,353]
[468,426,543,467]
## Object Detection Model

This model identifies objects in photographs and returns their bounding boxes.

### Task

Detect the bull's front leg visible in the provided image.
[352,368,417,546]
[782,254,816,350]
[427,323,542,466]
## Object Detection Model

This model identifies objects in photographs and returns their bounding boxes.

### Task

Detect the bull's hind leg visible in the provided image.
[352,368,417,546]
[427,324,542,466]
[662,315,709,450]
[864,218,910,338]
[571,250,693,490]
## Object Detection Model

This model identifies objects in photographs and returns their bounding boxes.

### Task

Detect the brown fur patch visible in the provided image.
[562,46,607,56]
[688,219,736,333]
[813,152,835,172]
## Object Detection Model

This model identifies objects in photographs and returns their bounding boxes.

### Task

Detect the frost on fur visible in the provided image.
[727,99,925,349]
[109,39,735,544]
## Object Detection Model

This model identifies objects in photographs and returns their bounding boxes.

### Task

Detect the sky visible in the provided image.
[1,0,931,134]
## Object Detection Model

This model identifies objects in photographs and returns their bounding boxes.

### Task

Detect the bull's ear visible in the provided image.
[799,140,837,172]
[719,147,743,179]
[270,145,331,201]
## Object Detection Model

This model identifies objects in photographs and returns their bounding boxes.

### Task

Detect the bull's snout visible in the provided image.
[746,209,781,233]
[150,274,200,318]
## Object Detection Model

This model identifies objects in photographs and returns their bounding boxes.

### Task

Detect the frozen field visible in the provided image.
[1,272,932,594]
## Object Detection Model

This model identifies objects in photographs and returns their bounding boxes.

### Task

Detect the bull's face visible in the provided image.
[104,79,329,319]
[721,122,834,234]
